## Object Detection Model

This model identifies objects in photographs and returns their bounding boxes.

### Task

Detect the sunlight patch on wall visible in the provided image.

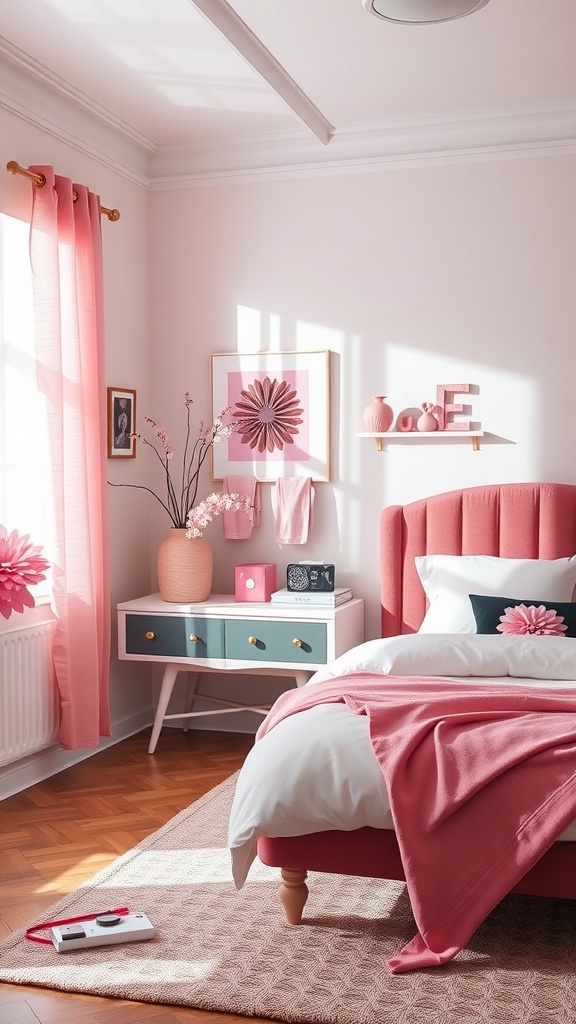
[268,312,282,350]
[236,305,262,352]
[235,308,348,357]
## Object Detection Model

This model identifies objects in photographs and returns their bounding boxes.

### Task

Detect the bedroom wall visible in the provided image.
[0,105,155,790]
[3,91,575,749]
[148,150,576,648]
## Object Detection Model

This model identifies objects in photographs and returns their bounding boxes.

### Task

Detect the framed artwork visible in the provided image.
[211,350,330,481]
[107,387,136,458]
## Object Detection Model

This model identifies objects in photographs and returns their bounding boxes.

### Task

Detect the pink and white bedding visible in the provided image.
[228,634,576,884]
[259,673,576,971]
[229,634,576,882]
[227,485,576,971]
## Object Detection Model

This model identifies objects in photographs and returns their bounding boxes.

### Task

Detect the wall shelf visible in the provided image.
[358,430,485,452]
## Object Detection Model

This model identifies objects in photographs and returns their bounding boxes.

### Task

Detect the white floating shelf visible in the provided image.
[358,430,485,452]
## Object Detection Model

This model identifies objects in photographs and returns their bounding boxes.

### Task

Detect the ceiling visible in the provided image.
[1,0,576,183]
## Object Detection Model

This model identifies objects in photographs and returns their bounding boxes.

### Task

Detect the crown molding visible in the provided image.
[150,140,576,189]
[1,34,575,189]
[0,37,151,187]
[149,103,576,185]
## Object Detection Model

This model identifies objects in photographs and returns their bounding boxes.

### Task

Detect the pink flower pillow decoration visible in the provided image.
[469,594,576,637]
[497,603,568,636]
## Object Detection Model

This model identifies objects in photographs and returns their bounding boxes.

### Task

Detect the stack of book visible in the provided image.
[270,587,353,607]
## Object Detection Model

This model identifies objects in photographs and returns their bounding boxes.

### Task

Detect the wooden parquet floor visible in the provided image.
[0,728,272,1024]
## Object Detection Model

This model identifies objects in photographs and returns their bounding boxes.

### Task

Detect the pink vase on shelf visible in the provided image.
[416,403,438,432]
[363,396,394,432]
[157,530,213,603]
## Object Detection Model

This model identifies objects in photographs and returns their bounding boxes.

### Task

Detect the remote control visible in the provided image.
[50,912,155,952]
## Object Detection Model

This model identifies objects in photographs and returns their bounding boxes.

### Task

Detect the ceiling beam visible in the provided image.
[190,0,333,145]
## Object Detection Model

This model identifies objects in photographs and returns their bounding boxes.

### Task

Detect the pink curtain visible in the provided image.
[29,166,111,749]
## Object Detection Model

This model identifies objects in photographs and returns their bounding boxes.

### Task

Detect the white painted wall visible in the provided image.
[149,152,576,646]
[3,92,576,756]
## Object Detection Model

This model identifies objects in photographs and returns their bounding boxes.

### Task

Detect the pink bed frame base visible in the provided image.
[257,483,576,907]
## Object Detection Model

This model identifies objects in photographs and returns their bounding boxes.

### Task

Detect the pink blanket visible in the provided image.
[256,673,576,972]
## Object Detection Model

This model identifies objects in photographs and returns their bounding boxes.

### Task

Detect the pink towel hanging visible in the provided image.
[274,477,314,545]
[222,476,260,540]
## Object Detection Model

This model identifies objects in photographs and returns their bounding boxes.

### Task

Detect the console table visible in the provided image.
[117,593,364,753]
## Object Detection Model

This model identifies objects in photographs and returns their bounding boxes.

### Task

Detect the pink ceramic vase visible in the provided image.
[416,403,438,432]
[157,530,213,603]
[363,395,394,432]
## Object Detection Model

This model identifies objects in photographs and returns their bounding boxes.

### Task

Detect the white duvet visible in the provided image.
[228,634,576,887]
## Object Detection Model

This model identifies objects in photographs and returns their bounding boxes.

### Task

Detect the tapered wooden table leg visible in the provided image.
[148,664,180,753]
[279,868,309,924]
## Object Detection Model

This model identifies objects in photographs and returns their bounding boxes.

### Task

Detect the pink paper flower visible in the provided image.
[233,376,304,453]
[0,526,50,620]
[496,604,568,637]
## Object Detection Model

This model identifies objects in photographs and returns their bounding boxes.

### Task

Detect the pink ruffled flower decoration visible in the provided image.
[186,493,253,539]
[0,526,50,620]
[496,603,568,637]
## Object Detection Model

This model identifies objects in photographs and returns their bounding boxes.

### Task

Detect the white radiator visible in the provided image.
[0,619,59,766]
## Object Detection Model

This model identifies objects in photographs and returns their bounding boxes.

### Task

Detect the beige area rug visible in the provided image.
[1,773,575,1024]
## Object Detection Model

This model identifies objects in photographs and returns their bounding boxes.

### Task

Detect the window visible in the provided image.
[0,212,52,600]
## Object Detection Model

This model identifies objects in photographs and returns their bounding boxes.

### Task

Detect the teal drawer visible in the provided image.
[225,619,326,664]
[125,614,225,659]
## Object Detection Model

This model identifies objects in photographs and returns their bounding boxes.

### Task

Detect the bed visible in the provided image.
[227,482,576,971]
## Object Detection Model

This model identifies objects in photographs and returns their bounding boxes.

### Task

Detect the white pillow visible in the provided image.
[416,554,576,634]
[310,632,576,683]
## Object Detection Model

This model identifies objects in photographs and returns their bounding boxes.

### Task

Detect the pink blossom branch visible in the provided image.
[107,395,240,530]
[186,493,253,538]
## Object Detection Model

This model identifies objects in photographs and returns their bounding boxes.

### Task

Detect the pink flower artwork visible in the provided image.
[496,603,568,637]
[233,376,304,454]
[0,526,50,620]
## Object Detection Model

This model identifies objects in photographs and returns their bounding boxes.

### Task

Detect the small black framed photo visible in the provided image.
[107,387,136,458]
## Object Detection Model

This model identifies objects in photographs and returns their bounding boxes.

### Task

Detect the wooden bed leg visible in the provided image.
[278,868,309,924]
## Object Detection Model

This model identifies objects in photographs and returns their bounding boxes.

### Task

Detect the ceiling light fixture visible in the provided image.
[362,0,491,24]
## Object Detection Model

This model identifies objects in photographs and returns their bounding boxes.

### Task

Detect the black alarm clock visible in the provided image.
[286,563,335,592]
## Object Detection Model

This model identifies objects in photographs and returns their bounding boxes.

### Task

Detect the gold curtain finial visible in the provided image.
[6,160,120,222]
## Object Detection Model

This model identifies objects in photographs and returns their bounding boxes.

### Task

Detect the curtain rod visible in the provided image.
[6,161,120,222]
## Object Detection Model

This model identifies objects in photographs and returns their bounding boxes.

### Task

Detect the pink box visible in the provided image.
[235,563,277,603]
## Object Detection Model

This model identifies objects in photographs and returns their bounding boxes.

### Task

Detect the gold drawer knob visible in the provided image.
[292,637,303,648]
[145,631,155,641]
[189,633,198,643]
[248,635,258,645]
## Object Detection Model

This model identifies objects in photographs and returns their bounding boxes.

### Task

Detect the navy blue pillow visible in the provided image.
[469,594,576,637]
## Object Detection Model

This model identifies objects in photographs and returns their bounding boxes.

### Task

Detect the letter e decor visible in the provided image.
[435,384,472,431]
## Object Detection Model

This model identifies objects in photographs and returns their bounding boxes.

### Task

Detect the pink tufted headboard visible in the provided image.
[380,482,576,637]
